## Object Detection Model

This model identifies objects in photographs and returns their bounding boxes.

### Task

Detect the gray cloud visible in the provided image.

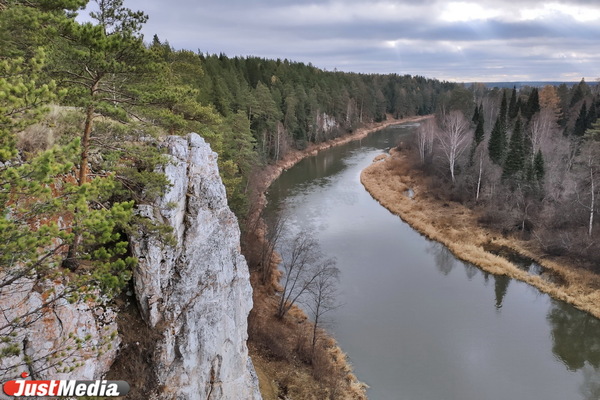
[117,0,600,82]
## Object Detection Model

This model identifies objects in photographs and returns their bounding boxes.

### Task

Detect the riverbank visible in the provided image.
[245,116,430,399]
[248,115,432,221]
[360,149,600,319]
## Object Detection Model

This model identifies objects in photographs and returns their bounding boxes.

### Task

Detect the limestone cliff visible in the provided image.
[131,133,261,400]
[0,280,119,389]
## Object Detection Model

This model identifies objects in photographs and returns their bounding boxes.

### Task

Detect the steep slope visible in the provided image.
[131,133,261,399]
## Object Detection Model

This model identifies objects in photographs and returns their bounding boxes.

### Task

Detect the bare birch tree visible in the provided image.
[416,118,435,165]
[436,110,471,183]
[575,145,600,237]
[530,108,558,162]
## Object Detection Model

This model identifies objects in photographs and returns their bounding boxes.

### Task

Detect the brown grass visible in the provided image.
[360,150,600,319]
[248,272,367,400]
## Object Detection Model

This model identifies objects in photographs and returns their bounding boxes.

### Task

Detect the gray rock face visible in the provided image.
[131,133,261,400]
[0,278,119,392]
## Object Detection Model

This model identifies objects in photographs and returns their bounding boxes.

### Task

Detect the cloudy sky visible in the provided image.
[101,0,600,82]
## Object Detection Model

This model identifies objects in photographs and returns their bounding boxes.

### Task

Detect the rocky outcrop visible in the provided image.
[131,133,260,400]
[316,112,339,134]
[0,279,119,386]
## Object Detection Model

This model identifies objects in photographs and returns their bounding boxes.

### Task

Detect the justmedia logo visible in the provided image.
[2,372,130,397]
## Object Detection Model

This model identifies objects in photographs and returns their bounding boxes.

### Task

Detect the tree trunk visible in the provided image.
[589,166,595,237]
[79,103,95,186]
[476,154,483,201]
[311,310,320,360]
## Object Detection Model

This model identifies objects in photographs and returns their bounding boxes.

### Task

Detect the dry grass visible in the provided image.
[248,271,367,400]
[361,150,600,319]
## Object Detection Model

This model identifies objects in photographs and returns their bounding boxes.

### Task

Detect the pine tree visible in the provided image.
[469,106,485,166]
[57,0,152,186]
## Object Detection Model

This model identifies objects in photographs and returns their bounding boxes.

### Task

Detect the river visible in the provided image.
[265,123,600,400]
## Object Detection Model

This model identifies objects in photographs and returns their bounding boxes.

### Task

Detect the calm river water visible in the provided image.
[265,124,600,400]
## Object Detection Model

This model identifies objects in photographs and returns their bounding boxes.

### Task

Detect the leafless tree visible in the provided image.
[416,118,435,165]
[304,260,340,357]
[574,144,600,237]
[436,110,471,183]
[530,108,558,162]
[276,230,335,319]
[260,213,287,285]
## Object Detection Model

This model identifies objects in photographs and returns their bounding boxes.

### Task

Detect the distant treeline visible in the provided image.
[466,81,599,89]
[147,37,466,214]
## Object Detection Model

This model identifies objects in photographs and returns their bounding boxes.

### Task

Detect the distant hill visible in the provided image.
[465,81,598,89]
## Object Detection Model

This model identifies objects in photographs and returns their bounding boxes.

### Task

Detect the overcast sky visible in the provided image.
[96,0,600,82]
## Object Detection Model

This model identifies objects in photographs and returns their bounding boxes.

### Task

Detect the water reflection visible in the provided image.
[427,242,456,275]
[580,364,600,400]
[548,300,600,371]
[547,300,600,399]
[493,275,510,310]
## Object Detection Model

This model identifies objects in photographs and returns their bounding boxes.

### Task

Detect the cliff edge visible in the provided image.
[131,133,261,399]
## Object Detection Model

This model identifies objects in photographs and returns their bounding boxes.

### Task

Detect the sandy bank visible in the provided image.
[360,150,600,319]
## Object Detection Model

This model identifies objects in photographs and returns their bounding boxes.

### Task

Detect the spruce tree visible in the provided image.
[472,104,480,124]
[488,115,506,164]
[503,118,525,179]
[587,100,597,130]
[499,90,508,129]
[474,113,485,145]
[534,149,545,182]
[574,102,588,137]
[509,86,518,120]
[524,88,540,120]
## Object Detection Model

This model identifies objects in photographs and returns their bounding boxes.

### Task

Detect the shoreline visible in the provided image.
[360,149,600,320]
[248,115,432,221]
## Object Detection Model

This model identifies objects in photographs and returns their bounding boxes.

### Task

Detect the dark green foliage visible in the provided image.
[587,100,597,130]
[574,102,588,137]
[488,114,506,164]
[472,104,480,123]
[515,97,523,118]
[474,109,485,145]
[524,88,540,121]
[499,90,508,129]
[503,118,525,180]
[534,149,545,182]
[569,78,589,107]
[508,86,519,120]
